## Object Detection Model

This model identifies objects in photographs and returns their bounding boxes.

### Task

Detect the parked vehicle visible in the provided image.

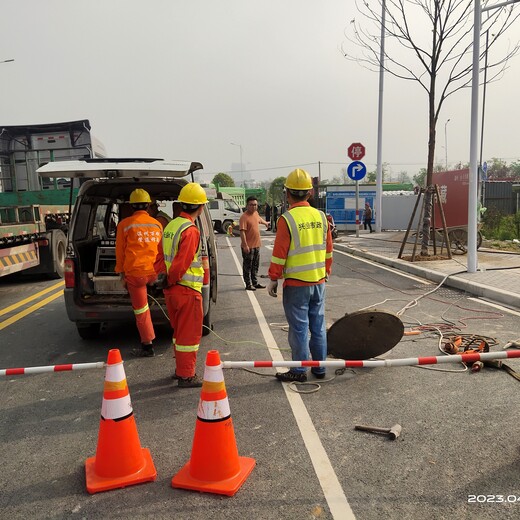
[36,158,218,339]
[208,192,243,233]
[0,120,106,278]
[431,169,483,254]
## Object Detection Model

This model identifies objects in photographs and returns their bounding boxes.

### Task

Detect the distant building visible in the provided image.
[230,162,252,186]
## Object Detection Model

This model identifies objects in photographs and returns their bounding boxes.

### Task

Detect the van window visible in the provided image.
[224,200,241,213]
[93,204,110,239]
[209,200,219,210]
[73,204,92,240]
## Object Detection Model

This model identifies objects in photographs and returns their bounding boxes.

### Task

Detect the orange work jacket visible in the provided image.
[115,210,162,277]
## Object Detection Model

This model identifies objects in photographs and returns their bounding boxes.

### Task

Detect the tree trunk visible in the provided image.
[421,118,437,255]
[421,13,439,257]
[421,187,433,256]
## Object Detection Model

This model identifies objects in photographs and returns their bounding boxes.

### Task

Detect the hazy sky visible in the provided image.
[1,1,519,183]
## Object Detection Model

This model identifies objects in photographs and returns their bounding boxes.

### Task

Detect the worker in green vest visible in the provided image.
[268,169,333,383]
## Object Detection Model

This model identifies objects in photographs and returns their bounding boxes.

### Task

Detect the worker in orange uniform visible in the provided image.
[268,169,333,382]
[115,188,163,357]
[155,183,208,388]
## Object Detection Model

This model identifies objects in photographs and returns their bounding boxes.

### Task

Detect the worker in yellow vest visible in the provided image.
[155,183,208,388]
[268,169,333,382]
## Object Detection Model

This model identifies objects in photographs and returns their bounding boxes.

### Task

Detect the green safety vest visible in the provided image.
[273,206,328,283]
[162,217,203,293]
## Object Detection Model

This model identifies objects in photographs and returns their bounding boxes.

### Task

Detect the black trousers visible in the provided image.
[242,247,260,286]
[364,218,373,232]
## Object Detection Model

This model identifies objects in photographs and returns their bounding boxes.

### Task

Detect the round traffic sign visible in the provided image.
[347,161,367,181]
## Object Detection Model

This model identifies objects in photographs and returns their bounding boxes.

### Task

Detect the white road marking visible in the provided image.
[226,237,356,520]
[333,246,432,285]
[467,297,520,317]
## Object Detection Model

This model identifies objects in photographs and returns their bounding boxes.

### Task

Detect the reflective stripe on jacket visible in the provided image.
[162,217,203,292]
[271,206,327,283]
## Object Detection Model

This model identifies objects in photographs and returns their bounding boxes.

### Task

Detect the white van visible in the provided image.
[37,158,218,339]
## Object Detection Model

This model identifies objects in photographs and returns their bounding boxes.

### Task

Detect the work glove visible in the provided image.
[267,279,278,297]
[154,273,169,289]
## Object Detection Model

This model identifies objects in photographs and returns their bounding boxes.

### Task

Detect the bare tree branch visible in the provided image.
[342,0,520,255]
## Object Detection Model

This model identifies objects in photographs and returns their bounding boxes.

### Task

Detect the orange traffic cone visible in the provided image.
[172,350,255,496]
[85,349,157,493]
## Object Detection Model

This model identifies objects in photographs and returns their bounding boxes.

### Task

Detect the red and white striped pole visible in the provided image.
[222,350,520,370]
[4,350,519,376]
[0,361,105,377]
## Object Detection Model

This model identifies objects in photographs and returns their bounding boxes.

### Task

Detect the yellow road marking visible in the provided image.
[0,290,64,331]
[0,280,64,318]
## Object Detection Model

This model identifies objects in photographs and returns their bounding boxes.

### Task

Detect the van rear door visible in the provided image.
[37,159,203,180]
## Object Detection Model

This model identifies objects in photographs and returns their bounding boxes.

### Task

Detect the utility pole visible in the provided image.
[375,0,386,233]
[468,0,520,273]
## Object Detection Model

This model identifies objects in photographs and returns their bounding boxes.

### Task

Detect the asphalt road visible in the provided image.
[1,233,520,520]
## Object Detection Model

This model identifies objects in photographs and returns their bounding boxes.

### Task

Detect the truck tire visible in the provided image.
[222,220,233,235]
[48,229,67,279]
[76,323,101,340]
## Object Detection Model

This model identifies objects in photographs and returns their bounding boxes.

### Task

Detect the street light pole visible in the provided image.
[375,0,386,233]
[468,0,520,273]
[468,0,482,273]
[444,119,450,171]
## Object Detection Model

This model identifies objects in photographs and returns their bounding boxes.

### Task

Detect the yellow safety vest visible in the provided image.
[162,217,203,293]
[275,206,328,283]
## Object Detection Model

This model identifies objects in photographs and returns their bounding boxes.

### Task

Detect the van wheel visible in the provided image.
[76,323,101,340]
[202,305,213,336]
[48,229,67,279]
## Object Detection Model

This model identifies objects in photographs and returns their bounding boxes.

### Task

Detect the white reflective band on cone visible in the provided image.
[203,363,224,382]
[197,398,231,421]
[101,394,133,420]
[105,363,125,382]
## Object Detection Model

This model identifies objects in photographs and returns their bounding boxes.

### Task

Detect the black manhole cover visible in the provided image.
[327,310,404,360]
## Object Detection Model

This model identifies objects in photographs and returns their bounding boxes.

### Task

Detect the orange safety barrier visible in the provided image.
[85,349,157,493]
[172,350,255,496]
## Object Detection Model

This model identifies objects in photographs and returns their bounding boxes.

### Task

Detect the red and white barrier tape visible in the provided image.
[0,362,105,377]
[222,350,520,369]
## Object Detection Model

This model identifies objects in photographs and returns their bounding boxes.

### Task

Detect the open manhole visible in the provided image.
[327,310,404,360]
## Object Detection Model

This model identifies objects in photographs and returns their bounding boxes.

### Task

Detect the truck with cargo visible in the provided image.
[0,120,106,277]
[207,191,243,233]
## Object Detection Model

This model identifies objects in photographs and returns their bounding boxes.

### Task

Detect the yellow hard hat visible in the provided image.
[129,188,151,204]
[178,182,208,205]
[285,169,313,191]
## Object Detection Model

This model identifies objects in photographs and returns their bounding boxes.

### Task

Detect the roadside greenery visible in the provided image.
[212,173,235,187]
[482,208,520,241]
